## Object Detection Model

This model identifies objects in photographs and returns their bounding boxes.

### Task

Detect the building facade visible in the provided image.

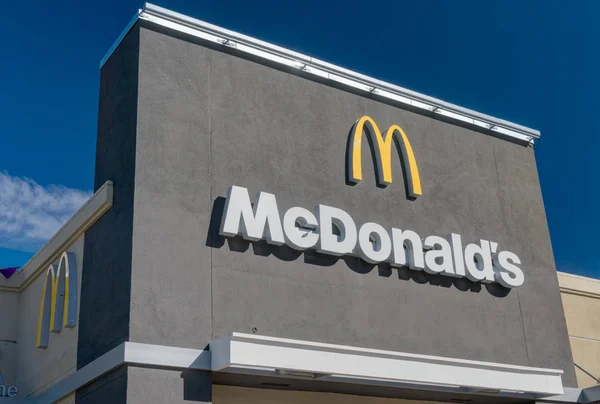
[0,4,598,403]
[558,273,600,389]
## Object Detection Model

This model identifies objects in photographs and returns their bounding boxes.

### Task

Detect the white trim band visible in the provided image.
[26,337,597,403]
[100,3,540,145]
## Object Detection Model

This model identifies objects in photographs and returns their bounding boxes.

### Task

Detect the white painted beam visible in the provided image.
[211,333,565,397]
[27,338,598,403]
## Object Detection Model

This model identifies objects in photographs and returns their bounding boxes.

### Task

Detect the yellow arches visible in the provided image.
[347,115,422,198]
[36,251,77,349]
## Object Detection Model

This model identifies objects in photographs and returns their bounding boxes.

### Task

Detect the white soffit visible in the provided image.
[101,3,540,145]
[210,333,565,398]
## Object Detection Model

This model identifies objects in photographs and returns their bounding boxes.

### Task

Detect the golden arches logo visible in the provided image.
[36,251,77,349]
[347,115,422,198]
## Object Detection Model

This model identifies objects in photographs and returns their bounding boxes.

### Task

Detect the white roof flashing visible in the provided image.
[100,3,540,144]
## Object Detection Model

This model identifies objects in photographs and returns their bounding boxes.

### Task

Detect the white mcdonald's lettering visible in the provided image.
[219,185,524,288]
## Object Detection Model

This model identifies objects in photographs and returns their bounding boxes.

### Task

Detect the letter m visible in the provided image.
[347,115,422,198]
[37,252,77,349]
[219,185,285,245]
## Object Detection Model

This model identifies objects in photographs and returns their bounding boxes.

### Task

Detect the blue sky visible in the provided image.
[0,0,598,278]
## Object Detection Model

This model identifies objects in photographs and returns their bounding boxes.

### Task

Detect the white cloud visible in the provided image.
[0,172,92,252]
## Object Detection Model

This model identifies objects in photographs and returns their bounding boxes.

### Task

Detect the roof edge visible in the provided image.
[557,271,600,299]
[100,3,540,144]
[0,181,114,293]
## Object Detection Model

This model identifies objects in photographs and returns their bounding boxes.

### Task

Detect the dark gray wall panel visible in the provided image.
[76,366,128,404]
[78,27,139,368]
[128,27,213,347]
[127,367,212,403]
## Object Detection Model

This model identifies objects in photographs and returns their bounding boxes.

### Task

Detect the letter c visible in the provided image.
[283,207,319,250]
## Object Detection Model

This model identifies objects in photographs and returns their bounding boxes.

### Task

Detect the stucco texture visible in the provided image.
[85,20,577,396]
[127,367,212,404]
[77,27,139,369]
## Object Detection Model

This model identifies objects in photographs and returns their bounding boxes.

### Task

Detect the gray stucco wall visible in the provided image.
[75,366,211,404]
[127,367,212,403]
[90,20,576,388]
[129,25,213,349]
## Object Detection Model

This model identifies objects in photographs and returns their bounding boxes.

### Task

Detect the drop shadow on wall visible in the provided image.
[345,125,384,188]
[181,369,212,402]
[206,197,510,298]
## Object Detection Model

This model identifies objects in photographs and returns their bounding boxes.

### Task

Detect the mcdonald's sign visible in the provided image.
[347,115,422,198]
[36,251,77,349]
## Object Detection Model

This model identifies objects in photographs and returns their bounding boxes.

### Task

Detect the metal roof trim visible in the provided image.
[100,3,540,143]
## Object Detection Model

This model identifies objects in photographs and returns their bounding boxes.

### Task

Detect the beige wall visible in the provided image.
[213,385,441,404]
[559,272,600,388]
[15,235,84,398]
[0,290,19,387]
